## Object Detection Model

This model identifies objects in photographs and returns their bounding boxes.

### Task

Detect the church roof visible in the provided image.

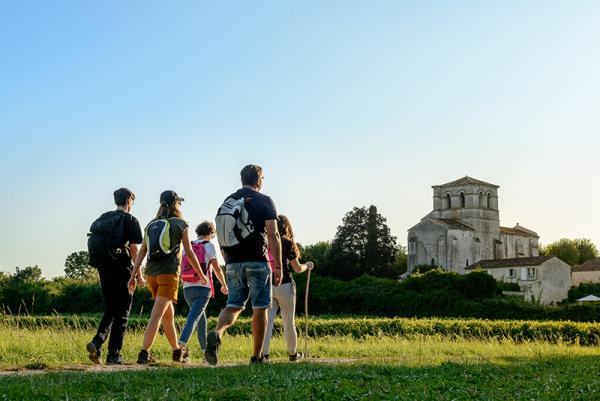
[572,259,600,272]
[500,225,538,237]
[466,256,555,270]
[432,218,474,230]
[436,176,499,188]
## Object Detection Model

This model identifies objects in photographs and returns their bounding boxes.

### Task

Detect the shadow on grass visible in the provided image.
[0,355,598,401]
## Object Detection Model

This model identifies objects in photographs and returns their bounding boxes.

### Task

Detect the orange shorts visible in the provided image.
[145,273,179,302]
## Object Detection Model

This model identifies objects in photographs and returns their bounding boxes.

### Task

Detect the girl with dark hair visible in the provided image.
[128,190,208,364]
[262,215,313,361]
[177,221,228,360]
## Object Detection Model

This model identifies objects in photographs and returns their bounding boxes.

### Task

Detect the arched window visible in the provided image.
[479,191,485,208]
[459,192,466,208]
[487,192,492,209]
[445,193,451,209]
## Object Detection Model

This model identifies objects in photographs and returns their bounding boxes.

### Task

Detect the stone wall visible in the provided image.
[572,271,600,286]
[500,233,540,258]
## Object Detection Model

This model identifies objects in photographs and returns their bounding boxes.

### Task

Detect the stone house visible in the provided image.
[571,259,600,286]
[466,256,571,305]
[407,176,539,274]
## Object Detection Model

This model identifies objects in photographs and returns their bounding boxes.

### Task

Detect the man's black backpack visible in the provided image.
[87,211,126,267]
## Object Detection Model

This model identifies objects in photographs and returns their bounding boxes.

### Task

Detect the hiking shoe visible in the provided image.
[86,342,102,365]
[136,349,155,365]
[205,331,221,366]
[263,354,269,362]
[172,348,190,363]
[289,352,304,362]
[106,354,123,365]
[250,355,266,365]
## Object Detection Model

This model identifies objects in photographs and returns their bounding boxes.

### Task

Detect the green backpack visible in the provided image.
[145,218,179,261]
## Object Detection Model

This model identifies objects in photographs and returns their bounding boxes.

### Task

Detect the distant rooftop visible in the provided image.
[435,176,499,188]
[431,218,474,230]
[466,256,555,270]
[500,225,538,237]
[573,259,600,272]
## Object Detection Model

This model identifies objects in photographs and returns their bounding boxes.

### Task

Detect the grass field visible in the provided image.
[1,318,599,400]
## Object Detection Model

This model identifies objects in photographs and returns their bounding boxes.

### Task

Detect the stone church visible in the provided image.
[407,176,539,275]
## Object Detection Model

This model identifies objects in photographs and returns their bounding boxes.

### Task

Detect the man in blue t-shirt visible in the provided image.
[206,164,282,365]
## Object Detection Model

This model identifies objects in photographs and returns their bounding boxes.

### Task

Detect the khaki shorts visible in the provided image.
[146,273,179,302]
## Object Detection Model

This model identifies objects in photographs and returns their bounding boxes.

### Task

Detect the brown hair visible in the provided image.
[240,164,264,187]
[114,188,135,206]
[195,221,216,237]
[155,202,183,220]
[277,215,301,258]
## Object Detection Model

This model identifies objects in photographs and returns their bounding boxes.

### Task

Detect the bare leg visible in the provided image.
[162,302,180,350]
[252,308,268,358]
[142,296,171,351]
[215,307,242,337]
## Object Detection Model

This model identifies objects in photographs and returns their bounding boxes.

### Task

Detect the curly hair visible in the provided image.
[195,221,216,237]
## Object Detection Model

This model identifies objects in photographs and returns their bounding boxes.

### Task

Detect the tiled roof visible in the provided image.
[500,226,538,237]
[432,218,474,230]
[466,256,555,270]
[572,259,600,272]
[438,176,499,188]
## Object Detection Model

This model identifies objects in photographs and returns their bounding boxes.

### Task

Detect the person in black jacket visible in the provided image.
[86,188,144,365]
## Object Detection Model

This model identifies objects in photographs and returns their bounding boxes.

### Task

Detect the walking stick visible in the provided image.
[304,268,312,358]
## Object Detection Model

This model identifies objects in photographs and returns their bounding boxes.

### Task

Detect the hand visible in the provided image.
[273,268,282,287]
[306,261,314,271]
[136,274,146,287]
[127,276,137,295]
[221,285,229,295]
[198,274,208,285]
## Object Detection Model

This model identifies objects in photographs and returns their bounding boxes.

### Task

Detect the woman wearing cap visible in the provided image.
[128,190,208,364]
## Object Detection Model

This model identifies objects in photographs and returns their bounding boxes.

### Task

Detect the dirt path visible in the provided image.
[0,358,358,377]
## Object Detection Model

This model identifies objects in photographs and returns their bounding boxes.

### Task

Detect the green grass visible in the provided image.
[3,314,599,344]
[1,320,599,400]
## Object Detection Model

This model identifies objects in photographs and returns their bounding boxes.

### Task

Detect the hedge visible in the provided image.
[1,272,599,322]
[1,315,598,345]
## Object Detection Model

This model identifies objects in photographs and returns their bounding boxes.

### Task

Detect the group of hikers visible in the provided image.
[86,164,314,366]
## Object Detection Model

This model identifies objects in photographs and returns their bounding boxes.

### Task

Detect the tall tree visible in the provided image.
[541,238,599,266]
[299,241,331,269]
[64,251,94,279]
[325,205,399,280]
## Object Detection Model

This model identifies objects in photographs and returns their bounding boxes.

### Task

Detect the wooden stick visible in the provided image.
[304,268,312,358]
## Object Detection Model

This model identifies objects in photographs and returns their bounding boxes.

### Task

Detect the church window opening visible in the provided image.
[444,194,451,209]
[431,258,435,266]
[479,191,485,208]
[487,192,492,209]
[459,192,466,208]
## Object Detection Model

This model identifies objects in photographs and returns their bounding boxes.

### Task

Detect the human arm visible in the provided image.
[182,228,208,285]
[290,258,314,273]
[265,219,282,286]
[128,241,148,294]
[209,259,228,294]
[129,243,145,286]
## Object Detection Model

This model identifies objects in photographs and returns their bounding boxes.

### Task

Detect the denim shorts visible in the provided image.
[225,261,272,310]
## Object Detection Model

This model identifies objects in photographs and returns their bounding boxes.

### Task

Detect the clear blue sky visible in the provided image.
[1,1,599,277]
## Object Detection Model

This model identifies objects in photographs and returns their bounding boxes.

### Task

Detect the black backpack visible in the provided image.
[145,218,180,261]
[87,211,126,267]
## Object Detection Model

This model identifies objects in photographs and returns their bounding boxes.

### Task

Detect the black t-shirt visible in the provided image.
[221,188,278,263]
[280,237,298,285]
[105,210,143,267]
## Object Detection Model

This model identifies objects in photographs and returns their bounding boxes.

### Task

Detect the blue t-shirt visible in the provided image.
[221,187,277,263]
